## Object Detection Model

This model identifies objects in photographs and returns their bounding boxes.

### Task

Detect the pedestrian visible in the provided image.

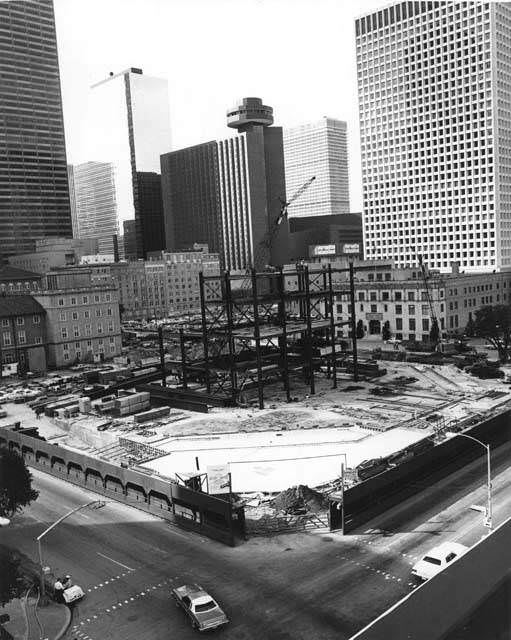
[54,577,65,603]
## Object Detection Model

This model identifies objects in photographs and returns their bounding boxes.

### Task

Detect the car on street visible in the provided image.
[62,584,85,604]
[172,584,229,631]
[0,517,10,526]
[411,541,469,581]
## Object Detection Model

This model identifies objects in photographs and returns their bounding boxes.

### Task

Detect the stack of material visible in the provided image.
[78,397,91,413]
[114,392,150,416]
[134,407,170,424]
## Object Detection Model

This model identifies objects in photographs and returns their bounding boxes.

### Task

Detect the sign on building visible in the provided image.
[312,244,336,256]
[342,243,360,254]
[207,464,231,494]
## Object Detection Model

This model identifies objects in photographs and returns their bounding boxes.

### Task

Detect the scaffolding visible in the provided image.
[175,263,359,409]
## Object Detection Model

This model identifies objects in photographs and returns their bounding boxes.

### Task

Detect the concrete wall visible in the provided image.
[350,516,511,640]
[0,426,236,546]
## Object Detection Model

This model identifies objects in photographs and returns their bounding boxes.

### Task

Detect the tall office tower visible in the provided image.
[88,68,171,258]
[357,2,511,273]
[68,162,118,255]
[161,98,288,271]
[122,220,137,261]
[0,0,73,259]
[161,141,221,255]
[283,118,350,218]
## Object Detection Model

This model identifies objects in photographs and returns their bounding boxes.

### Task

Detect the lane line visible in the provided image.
[97,552,134,571]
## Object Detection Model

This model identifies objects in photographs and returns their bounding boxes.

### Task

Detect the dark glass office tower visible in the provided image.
[0,0,73,258]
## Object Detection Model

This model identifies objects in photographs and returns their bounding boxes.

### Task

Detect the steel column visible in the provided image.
[198,271,211,393]
[328,264,337,388]
[349,262,359,383]
[304,265,315,395]
[224,271,237,402]
[278,267,291,402]
[179,328,188,389]
[251,269,265,410]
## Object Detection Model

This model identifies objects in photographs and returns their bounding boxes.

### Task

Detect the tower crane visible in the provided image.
[417,254,440,348]
[240,176,316,290]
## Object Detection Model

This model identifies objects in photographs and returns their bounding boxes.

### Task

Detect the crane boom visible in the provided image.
[417,254,439,343]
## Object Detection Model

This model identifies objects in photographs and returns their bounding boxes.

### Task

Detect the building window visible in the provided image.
[382,291,390,301]
[1,319,8,328]
[396,305,402,315]
[396,318,403,330]
[109,336,115,344]
[370,292,377,301]
[72,312,78,320]
[61,327,68,339]
[408,305,415,315]
[33,315,40,324]
[97,323,103,334]
[73,326,80,338]
[82,295,89,304]
[108,322,114,332]
[2,332,11,346]
[71,297,77,305]
[422,318,429,332]
[96,309,101,317]
[94,295,100,303]
[85,325,91,336]
[408,292,415,301]
[60,311,66,321]
[17,330,26,344]
[106,293,111,302]
[16,317,24,326]
[58,298,64,306]
[421,305,429,315]
[107,308,112,316]
[110,345,116,353]
[337,304,343,313]
[63,352,70,361]
[358,292,365,301]
[35,336,42,345]
[84,310,90,319]
[409,319,416,331]
[371,304,377,313]
[395,292,402,301]
[63,343,69,351]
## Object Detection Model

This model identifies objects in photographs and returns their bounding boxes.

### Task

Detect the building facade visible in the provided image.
[0,296,47,373]
[8,238,99,274]
[334,260,511,341]
[87,68,171,258]
[0,266,43,294]
[283,118,350,218]
[0,0,73,258]
[161,97,288,271]
[33,269,122,367]
[357,2,511,273]
[68,161,119,255]
[288,213,363,261]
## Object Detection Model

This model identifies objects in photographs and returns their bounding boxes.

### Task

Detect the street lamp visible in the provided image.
[37,500,106,598]
[449,432,492,530]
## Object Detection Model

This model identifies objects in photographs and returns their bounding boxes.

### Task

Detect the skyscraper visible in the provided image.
[87,68,171,258]
[357,2,511,273]
[161,98,288,271]
[68,162,118,255]
[0,0,73,258]
[283,118,350,218]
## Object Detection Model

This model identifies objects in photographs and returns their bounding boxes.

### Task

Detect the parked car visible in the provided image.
[62,584,85,604]
[411,542,469,581]
[172,584,229,631]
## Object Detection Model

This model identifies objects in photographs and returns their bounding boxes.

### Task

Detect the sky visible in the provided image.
[54,0,386,212]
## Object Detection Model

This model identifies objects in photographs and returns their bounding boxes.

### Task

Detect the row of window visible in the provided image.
[59,308,114,321]
[57,293,112,306]
[2,331,42,346]
[1,315,40,326]
[61,323,115,339]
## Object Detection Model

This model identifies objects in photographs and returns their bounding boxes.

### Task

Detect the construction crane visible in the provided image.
[417,254,440,348]
[239,176,316,293]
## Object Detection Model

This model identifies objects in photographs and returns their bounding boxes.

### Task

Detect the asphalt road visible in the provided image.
[3,441,511,640]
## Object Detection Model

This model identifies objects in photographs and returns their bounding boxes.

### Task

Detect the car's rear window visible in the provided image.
[423,556,442,565]
[195,601,216,613]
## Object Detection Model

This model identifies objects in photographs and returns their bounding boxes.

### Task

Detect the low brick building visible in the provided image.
[0,295,47,373]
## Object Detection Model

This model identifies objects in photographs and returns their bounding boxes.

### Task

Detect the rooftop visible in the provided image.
[0,295,45,318]
[0,265,42,282]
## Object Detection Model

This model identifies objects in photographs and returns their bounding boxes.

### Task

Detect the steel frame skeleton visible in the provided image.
[181,264,358,409]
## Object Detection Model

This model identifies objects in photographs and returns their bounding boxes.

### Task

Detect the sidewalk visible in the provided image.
[1,596,70,640]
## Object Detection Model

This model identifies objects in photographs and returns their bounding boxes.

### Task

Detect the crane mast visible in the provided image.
[417,254,440,346]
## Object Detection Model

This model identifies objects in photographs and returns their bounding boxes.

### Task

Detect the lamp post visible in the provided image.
[452,432,492,530]
[37,499,106,598]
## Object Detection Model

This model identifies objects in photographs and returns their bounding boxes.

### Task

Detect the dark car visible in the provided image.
[356,458,389,481]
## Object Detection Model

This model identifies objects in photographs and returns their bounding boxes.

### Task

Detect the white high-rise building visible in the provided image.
[357,2,511,273]
[68,162,118,255]
[283,118,350,218]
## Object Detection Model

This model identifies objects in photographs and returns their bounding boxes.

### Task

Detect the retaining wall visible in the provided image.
[343,408,511,533]
[0,427,236,546]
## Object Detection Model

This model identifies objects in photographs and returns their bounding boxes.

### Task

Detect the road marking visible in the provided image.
[97,552,134,571]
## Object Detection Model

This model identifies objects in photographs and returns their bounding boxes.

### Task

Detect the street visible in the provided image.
[3,441,511,640]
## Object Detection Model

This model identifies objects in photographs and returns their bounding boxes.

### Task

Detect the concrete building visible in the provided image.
[334,260,511,341]
[161,97,288,271]
[0,296,47,373]
[0,0,73,259]
[283,118,350,218]
[288,213,363,262]
[122,220,137,261]
[33,269,122,367]
[356,2,511,273]
[68,162,119,255]
[8,238,99,275]
[88,68,171,258]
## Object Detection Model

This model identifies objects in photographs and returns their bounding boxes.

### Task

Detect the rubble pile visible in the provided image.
[271,485,328,515]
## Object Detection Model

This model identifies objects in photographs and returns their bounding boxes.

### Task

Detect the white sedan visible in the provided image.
[411,542,469,581]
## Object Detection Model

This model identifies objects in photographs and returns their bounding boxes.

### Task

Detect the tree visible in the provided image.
[465,316,476,337]
[0,449,39,518]
[474,305,511,362]
[0,547,26,607]
[382,321,391,341]
[429,318,440,344]
[356,320,365,339]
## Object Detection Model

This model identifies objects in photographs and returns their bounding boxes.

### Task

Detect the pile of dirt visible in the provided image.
[270,485,328,515]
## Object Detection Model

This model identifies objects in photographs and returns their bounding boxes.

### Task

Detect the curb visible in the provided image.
[53,604,72,640]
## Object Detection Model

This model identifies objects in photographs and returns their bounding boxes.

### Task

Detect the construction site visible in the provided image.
[2,257,511,536]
